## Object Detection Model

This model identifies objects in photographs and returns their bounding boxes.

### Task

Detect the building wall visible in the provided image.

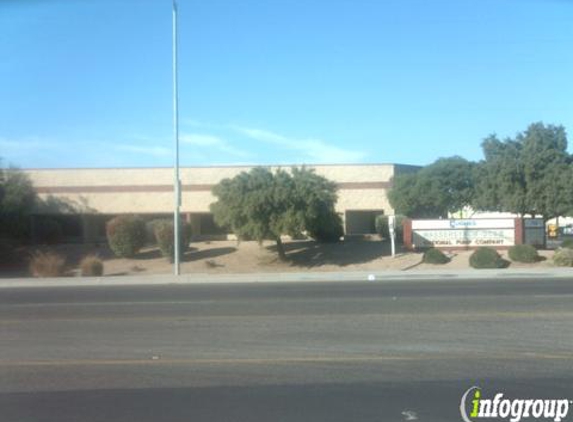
[25,164,415,237]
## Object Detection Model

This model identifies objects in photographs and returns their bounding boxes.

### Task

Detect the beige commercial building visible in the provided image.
[25,163,419,242]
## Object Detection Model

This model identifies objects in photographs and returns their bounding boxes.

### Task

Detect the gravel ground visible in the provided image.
[3,240,561,278]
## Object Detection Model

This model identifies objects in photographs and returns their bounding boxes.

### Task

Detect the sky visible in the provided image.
[1,0,572,169]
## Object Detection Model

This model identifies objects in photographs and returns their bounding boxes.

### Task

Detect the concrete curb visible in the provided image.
[0,268,571,289]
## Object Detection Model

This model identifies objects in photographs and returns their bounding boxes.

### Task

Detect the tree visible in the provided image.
[473,122,572,220]
[472,135,527,215]
[388,156,475,218]
[0,166,37,239]
[210,167,340,260]
[290,167,343,242]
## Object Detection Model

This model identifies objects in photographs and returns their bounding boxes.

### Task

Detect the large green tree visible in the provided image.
[388,156,475,218]
[473,122,572,220]
[210,166,341,260]
[0,165,37,239]
[290,167,343,242]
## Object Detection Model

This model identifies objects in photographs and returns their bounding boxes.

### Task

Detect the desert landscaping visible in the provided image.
[0,238,564,279]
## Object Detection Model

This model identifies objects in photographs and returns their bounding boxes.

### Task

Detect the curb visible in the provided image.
[0,268,571,289]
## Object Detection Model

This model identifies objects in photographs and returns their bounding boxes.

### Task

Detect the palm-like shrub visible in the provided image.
[80,255,104,276]
[30,251,66,277]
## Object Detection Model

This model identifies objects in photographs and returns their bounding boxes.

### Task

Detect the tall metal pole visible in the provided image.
[172,0,181,275]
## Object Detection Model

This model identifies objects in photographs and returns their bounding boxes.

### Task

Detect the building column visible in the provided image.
[514,217,524,245]
[403,218,413,250]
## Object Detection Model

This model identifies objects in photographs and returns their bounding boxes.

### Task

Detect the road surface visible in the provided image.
[1,277,572,421]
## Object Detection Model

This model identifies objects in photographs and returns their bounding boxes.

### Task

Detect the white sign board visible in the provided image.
[412,219,515,248]
[412,219,514,230]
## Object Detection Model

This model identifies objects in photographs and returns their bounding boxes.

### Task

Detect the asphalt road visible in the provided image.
[1,277,573,422]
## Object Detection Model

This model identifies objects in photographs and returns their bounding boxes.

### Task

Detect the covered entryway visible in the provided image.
[345,210,383,235]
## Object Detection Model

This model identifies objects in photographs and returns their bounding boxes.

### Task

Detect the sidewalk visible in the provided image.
[0,267,571,289]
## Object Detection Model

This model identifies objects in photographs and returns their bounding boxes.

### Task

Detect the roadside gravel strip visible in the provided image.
[0,268,571,288]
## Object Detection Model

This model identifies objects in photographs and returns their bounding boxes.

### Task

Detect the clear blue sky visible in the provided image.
[1,0,572,168]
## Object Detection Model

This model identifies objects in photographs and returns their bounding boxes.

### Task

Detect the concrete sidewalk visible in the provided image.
[0,267,571,289]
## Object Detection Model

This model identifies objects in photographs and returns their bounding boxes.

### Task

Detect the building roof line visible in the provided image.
[21,162,420,171]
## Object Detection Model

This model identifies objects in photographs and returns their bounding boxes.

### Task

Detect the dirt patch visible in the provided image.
[1,240,560,278]
[2,240,423,277]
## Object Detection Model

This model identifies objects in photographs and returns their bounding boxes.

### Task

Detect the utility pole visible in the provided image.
[172,0,181,275]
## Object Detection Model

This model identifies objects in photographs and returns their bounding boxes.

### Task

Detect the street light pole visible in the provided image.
[172,0,181,275]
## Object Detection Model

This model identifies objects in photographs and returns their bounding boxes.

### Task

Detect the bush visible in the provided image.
[29,251,66,277]
[0,237,16,267]
[508,244,539,263]
[423,248,450,264]
[144,219,163,245]
[80,255,104,276]
[553,248,573,267]
[153,219,191,261]
[560,239,573,249]
[307,211,343,243]
[375,214,405,243]
[106,215,146,258]
[36,217,63,244]
[469,247,506,269]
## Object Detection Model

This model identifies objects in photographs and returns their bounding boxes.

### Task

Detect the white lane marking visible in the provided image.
[402,410,418,420]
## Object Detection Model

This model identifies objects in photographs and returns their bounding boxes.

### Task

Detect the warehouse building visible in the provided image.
[24,163,419,242]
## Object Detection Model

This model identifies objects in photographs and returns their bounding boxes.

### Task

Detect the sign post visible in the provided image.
[389,215,396,258]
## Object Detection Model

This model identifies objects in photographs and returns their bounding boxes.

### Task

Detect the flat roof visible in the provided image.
[21,162,420,171]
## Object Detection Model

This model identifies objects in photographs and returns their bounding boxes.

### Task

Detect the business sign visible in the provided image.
[547,224,559,239]
[524,219,544,228]
[412,219,514,230]
[412,219,516,248]
[523,218,545,247]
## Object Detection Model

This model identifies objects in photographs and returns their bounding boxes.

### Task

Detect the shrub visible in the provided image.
[0,237,16,267]
[508,244,539,263]
[560,239,573,249]
[30,251,66,277]
[153,219,191,261]
[36,217,63,244]
[553,248,573,267]
[375,214,405,243]
[144,219,164,245]
[80,255,104,276]
[469,247,506,269]
[423,248,450,264]
[106,215,146,258]
[307,211,343,243]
